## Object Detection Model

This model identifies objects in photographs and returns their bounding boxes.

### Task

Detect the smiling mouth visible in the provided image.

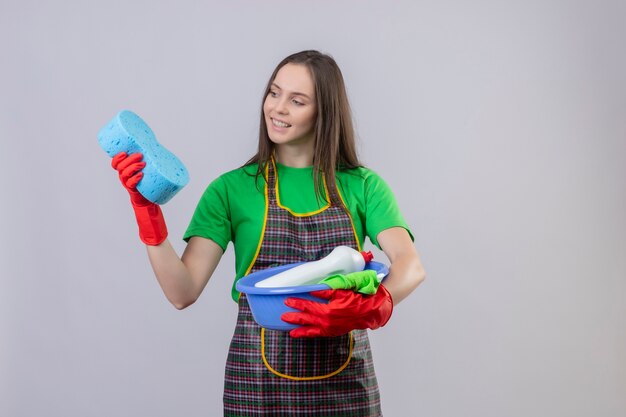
[271,118,291,128]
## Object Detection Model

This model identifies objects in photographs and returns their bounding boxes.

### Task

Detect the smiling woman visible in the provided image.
[108,50,425,416]
[263,63,317,153]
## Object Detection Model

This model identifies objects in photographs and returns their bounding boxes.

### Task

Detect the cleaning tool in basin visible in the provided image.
[98,110,189,205]
[256,246,373,288]
[255,246,374,288]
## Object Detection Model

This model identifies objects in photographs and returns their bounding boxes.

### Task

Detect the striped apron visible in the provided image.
[223,159,382,416]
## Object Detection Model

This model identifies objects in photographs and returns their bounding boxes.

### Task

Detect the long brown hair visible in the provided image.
[245,50,361,205]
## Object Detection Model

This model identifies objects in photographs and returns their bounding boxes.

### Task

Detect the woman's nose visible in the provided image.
[276,98,289,114]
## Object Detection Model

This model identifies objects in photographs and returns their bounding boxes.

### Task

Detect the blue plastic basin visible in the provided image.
[236,261,389,331]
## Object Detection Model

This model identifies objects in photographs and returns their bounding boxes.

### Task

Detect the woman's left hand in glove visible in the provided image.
[281,285,393,338]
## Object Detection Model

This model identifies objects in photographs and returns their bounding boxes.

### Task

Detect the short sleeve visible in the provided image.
[364,171,414,248]
[183,176,231,251]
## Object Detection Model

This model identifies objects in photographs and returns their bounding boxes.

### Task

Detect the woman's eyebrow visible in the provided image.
[271,83,312,100]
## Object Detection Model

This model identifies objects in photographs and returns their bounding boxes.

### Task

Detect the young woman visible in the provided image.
[111,50,425,416]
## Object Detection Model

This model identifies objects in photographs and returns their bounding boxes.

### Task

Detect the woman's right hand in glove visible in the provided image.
[111,152,168,245]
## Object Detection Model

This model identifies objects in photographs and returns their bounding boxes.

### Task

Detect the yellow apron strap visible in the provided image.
[243,162,270,277]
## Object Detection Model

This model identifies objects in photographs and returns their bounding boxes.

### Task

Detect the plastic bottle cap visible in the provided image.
[361,251,374,263]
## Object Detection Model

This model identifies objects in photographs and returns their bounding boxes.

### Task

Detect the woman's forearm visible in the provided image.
[146,240,196,309]
[146,237,223,309]
[377,227,426,306]
[383,252,425,305]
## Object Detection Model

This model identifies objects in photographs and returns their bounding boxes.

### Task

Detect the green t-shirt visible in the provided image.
[184,162,413,301]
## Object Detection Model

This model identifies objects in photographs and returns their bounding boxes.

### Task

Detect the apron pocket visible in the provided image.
[261,328,353,380]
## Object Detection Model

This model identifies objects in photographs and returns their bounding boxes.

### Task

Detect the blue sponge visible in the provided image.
[98,110,189,205]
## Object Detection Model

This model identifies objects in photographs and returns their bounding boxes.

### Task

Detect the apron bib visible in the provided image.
[223,159,382,416]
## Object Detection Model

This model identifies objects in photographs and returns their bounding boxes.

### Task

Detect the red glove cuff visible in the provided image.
[132,203,168,245]
[374,284,394,329]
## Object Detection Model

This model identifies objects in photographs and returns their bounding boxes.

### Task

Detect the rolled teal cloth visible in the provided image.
[319,270,380,295]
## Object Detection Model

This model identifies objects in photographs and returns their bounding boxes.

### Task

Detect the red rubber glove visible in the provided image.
[111,152,168,245]
[281,284,393,338]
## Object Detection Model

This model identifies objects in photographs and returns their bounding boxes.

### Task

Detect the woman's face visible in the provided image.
[263,63,317,148]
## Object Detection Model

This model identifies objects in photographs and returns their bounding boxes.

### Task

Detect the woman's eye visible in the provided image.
[292,99,304,106]
[269,90,278,97]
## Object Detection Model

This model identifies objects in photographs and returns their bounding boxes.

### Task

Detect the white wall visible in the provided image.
[1,1,624,416]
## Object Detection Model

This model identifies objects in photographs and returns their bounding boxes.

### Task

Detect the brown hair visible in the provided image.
[245,50,361,205]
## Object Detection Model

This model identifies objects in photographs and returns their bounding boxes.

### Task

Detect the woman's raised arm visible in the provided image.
[110,152,224,309]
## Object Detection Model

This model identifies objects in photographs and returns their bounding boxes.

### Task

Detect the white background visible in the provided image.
[1,1,624,416]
